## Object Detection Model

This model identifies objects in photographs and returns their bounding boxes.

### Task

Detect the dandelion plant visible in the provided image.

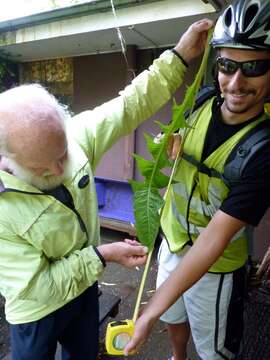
[130,30,213,250]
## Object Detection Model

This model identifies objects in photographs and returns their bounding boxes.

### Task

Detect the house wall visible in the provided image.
[73,47,137,180]
[73,48,201,180]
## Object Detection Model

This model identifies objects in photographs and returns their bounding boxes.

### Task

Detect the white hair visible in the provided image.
[0,83,71,156]
[0,122,10,157]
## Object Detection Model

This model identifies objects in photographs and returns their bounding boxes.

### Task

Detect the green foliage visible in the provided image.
[0,59,15,92]
[130,180,164,248]
[130,30,213,249]
[0,61,8,92]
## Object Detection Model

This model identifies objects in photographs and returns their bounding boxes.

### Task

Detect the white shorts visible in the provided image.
[156,239,245,360]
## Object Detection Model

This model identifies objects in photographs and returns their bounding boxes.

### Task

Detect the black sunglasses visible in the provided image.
[216,57,270,77]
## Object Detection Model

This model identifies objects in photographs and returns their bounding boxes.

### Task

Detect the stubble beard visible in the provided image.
[222,88,258,115]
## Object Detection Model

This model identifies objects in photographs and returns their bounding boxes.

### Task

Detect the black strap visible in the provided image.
[182,152,224,180]
[224,121,270,185]
[171,49,189,68]
[0,180,88,236]
[184,85,216,119]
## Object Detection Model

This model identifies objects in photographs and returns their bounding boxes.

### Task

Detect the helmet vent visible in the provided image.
[243,4,259,31]
[224,7,232,27]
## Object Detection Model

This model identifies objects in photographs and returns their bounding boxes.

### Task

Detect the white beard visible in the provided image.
[2,153,73,190]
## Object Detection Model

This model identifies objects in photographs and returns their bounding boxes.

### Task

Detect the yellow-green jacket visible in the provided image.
[161,97,269,272]
[0,50,186,324]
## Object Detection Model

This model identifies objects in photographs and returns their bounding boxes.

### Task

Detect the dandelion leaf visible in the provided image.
[144,133,171,168]
[131,29,213,248]
[130,181,164,249]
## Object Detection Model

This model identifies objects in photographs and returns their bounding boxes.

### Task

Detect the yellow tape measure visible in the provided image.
[105,319,135,355]
[105,248,153,355]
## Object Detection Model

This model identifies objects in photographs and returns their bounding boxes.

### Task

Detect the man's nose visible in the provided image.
[229,68,246,87]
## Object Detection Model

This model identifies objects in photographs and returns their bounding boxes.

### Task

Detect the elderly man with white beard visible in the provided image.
[0,83,149,360]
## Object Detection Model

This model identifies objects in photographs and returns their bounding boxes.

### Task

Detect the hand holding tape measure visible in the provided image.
[105,248,153,356]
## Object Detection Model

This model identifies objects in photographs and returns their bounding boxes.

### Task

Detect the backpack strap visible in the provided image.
[224,120,270,186]
[181,119,270,188]
[181,152,223,180]
[184,85,216,119]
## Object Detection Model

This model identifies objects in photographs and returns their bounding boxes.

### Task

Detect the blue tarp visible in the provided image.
[95,176,135,225]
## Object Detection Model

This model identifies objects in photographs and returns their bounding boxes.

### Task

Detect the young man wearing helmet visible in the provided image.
[124,0,270,359]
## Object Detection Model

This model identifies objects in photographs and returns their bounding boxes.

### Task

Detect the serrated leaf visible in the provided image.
[155,121,170,134]
[132,185,164,249]
[152,171,170,188]
[133,154,155,178]
[132,29,213,248]
[129,179,147,192]
[143,133,162,159]
[144,133,171,168]
[171,103,189,130]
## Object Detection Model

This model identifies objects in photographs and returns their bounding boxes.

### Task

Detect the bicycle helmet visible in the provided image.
[211,0,270,50]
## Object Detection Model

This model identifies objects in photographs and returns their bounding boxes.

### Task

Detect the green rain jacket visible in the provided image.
[0,50,186,324]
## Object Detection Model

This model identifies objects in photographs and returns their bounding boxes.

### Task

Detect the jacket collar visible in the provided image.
[0,171,44,194]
